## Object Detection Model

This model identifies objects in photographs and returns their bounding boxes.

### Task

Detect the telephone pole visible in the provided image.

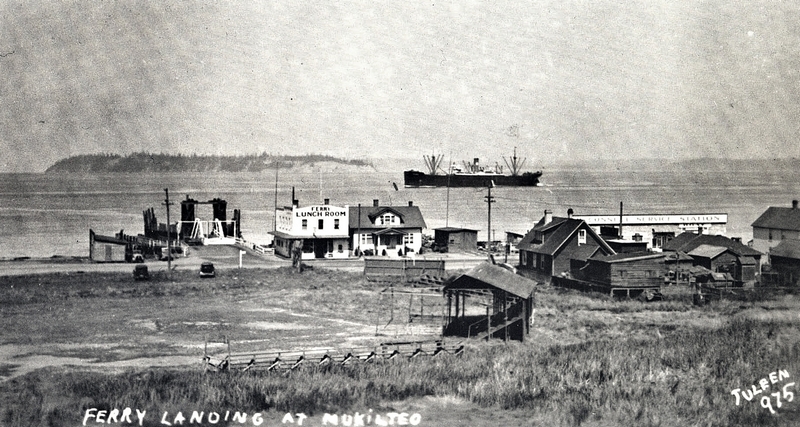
[485,182,495,250]
[163,188,174,279]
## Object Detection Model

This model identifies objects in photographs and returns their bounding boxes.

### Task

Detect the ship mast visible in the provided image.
[423,153,444,175]
[503,147,527,176]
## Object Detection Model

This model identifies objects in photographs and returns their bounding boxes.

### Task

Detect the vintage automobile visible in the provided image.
[199,262,216,278]
[133,264,150,281]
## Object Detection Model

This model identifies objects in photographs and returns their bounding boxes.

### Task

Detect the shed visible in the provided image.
[571,251,666,296]
[433,227,478,253]
[442,262,535,342]
[89,229,129,262]
[767,240,800,286]
[688,244,757,287]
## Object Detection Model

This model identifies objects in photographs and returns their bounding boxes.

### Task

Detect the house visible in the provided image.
[517,210,615,283]
[569,251,666,297]
[764,239,800,286]
[433,227,478,253]
[270,201,351,260]
[89,229,128,262]
[751,200,800,255]
[663,233,763,286]
[350,200,426,257]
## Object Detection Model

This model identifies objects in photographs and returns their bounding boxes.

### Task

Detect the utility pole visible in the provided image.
[163,188,173,279]
[485,181,495,250]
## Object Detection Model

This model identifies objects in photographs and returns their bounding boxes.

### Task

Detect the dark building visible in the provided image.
[433,227,478,253]
[569,251,666,297]
[764,239,800,286]
[517,210,615,283]
[662,232,763,286]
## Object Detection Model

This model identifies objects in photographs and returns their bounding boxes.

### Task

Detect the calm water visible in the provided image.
[1,164,798,259]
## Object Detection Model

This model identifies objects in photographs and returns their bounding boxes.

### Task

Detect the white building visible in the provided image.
[573,213,728,251]
[350,201,426,257]
[270,203,350,260]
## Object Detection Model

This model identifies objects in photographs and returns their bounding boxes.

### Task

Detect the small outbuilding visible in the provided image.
[442,262,536,342]
[89,229,129,262]
[568,251,666,298]
[433,227,478,253]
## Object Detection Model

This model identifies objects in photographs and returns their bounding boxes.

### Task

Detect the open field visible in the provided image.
[1,265,799,426]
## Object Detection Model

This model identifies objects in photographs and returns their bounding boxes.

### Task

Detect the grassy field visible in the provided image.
[1,266,799,426]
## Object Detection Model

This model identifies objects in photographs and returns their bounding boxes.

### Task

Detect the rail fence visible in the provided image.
[203,340,464,373]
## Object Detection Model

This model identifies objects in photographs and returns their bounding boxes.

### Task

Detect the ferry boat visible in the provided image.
[404,151,542,188]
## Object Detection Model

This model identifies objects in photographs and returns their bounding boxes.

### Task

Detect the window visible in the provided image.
[360,234,370,245]
[338,244,343,253]
[380,214,395,225]
[318,219,324,230]
[578,229,587,245]
[334,219,340,229]
[302,219,308,230]
[403,234,414,245]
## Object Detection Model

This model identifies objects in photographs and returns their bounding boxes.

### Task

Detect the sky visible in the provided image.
[1,1,799,173]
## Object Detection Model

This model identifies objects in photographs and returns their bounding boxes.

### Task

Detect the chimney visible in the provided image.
[373,199,379,207]
[793,200,798,210]
[567,208,574,219]
[408,201,413,207]
[324,198,330,205]
[544,209,553,225]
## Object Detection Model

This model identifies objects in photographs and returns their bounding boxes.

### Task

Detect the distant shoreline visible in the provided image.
[44,152,375,174]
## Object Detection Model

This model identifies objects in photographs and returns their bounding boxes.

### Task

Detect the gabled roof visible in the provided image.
[570,244,602,262]
[661,233,762,257]
[688,244,729,259]
[770,239,800,260]
[349,205,426,230]
[444,262,536,299]
[752,206,800,231]
[517,217,614,256]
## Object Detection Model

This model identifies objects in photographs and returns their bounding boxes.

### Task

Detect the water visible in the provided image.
[1,164,799,259]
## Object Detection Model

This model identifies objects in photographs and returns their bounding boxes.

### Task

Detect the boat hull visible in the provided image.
[403,170,542,188]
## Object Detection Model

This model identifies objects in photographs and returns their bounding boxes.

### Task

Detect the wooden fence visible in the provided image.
[203,340,464,373]
[364,258,446,283]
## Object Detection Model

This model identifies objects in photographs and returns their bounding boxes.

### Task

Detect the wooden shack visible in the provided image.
[570,251,666,297]
[433,227,478,253]
[442,262,535,342]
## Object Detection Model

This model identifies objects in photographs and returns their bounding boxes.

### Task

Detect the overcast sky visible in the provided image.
[1,1,799,173]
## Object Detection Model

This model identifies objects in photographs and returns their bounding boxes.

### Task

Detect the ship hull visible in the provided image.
[404,170,542,188]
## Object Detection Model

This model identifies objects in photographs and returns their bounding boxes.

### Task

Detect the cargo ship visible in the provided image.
[404,151,542,188]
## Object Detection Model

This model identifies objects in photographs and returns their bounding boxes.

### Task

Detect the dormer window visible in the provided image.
[380,214,395,225]
[578,229,587,245]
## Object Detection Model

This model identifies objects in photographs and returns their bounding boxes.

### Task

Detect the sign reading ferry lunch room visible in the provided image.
[275,205,349,236]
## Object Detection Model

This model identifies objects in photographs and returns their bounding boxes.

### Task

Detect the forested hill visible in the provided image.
[45,153,373,173]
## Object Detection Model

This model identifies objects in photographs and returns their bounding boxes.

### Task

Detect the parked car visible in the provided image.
[133,264,150,281]
[130,251,144,263]
[199,262,216,278]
